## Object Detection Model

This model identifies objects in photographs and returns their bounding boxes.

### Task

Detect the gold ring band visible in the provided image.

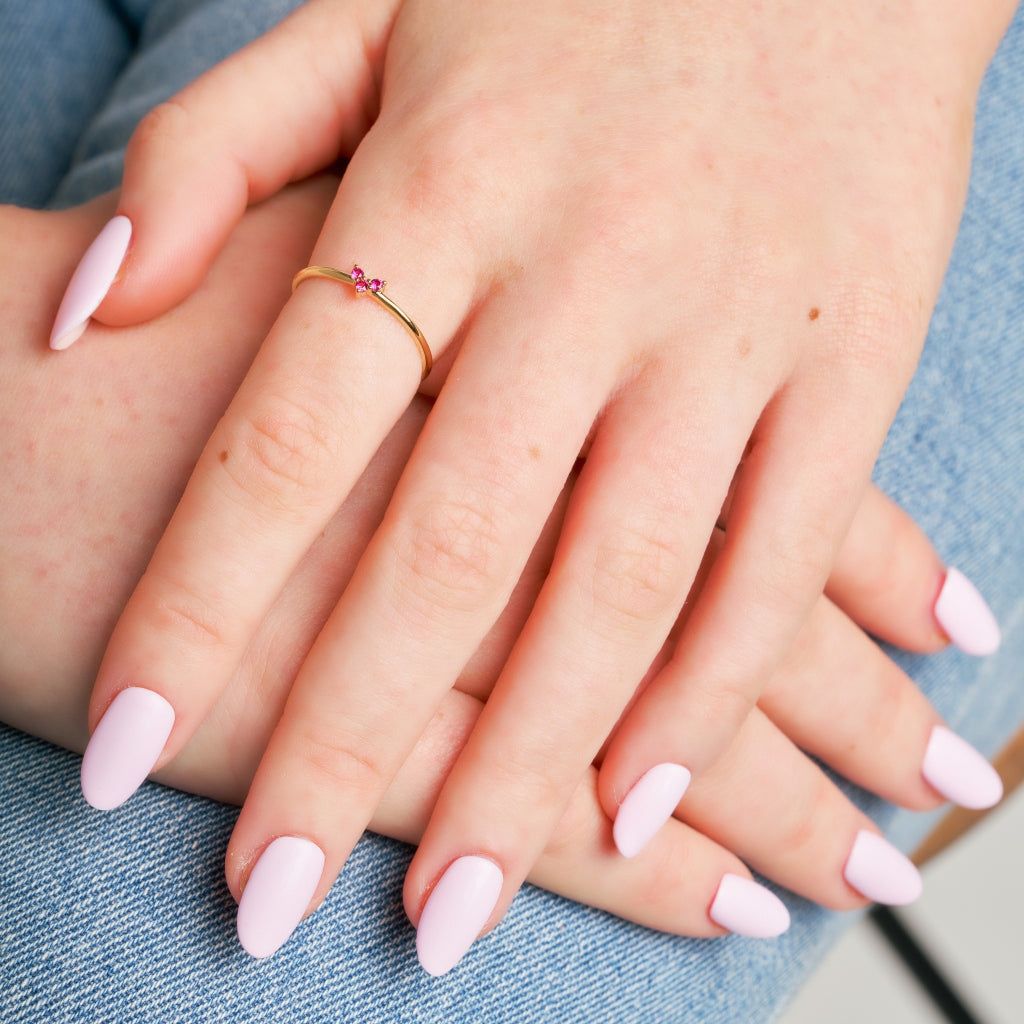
[292,264,433,381]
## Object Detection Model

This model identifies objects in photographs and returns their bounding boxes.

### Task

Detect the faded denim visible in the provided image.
[1,2,1022,1021]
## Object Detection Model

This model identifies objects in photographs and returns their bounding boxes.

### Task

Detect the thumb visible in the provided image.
[50,0,395,350]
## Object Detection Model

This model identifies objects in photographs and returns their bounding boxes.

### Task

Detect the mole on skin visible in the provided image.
[808,307,820,321]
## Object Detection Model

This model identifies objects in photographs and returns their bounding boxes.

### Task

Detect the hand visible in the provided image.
[51,0,1010,968]
[13,194,1002,967]
[6,190,773,941]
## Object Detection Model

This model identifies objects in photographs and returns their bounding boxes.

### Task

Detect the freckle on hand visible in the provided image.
[808,307,820,321]
[219,450,229,464]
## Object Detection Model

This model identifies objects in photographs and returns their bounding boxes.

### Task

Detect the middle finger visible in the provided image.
[227,277,611,956]
[397,356,766,973]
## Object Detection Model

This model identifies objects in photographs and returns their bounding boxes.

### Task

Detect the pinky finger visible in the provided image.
[827,485,1000,656]
[527,769,790,942]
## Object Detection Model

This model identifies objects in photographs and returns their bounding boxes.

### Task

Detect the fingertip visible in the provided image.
[94,172,246,328]
[933,567,1002,657]
[80,686,175,810]
[922,724,1003,810]
[843,830,922,906]
[415,856,505,977]
[50,320,89,352]
[612,762,692,859]
[708,874,791,938]
[88,101,250,328]
[49,214,132,350]
[235,835,326,959]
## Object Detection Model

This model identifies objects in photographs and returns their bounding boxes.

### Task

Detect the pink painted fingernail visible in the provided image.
[416,856,503,977]
[934,568,1001,656]
[237,836,326,959]
[923,724,1003,810]
[844,830,922,906]
[709,874,790,938]
[80,686,174,810]
[613,762,692,858]
[50,214,132,350]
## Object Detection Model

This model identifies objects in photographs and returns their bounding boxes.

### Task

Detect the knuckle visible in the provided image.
[691,671,758,741]
[129,100,191,161]
[393,492,513,613]
[628,838,702,917]
[753,522,833,619]
[829,276,923,382]
[588,518,686,631]
[145,572,235,653]
[857,671,907,752]
[490,749,574,823]
[219,394,337,515]
[847,547,902,612]
[545,785,600,861]
[392,103,504,238]
[588,184,673,263]
[775,771,830,856]
[294,724,389,798]
[854,507,926,608]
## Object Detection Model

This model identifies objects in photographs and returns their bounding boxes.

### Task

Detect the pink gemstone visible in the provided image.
[369,278,383,292]
[351,266,365,280]
[354,279,368,293]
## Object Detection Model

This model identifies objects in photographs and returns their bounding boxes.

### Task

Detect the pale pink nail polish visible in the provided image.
[613,763,692,858]
[237,836,326,959]
[843,830,922,906]
[50,215,132,350]
[923,725,1003,810]
[934,568,1001,656]
[709,874,790,938]
[80,686,175,810]
[416,856,503,977]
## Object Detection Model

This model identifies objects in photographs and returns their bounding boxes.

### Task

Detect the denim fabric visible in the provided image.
[1,2,1023,1022]
[0,2,133,208]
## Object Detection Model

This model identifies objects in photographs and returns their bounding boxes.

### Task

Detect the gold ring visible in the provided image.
[292,264,433,381]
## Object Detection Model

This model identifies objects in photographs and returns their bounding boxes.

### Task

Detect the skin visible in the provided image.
[4,191,974,951]
[55,0,1018,952]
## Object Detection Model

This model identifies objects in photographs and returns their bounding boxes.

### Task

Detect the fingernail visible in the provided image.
[923,724,1003,810]
[934,568,1001,656]
[237,836,326,959]
[80,686,175,810]
[709,874,790,938]
[613,762,692,858]
[50,214,132,350]
[416,856,503,977]
[844,830,922,906]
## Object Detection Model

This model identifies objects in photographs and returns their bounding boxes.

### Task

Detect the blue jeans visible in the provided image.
[1,2,1022,1021]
